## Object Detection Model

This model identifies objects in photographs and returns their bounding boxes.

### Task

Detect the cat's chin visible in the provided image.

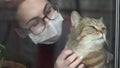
[92,37,104,41]
[94,38,105,45]
[90,36,105,45]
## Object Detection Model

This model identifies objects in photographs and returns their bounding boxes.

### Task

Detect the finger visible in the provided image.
[78,64,84,68]
[64,53,78,66]
[58,49,73,61]
[106,53,113,63]
[63,50,73,59]
[69,56,83,68]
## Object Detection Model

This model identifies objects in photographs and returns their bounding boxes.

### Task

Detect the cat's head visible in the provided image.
[70,11,107,45]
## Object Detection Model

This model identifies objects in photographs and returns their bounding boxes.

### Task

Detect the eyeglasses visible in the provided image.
[15,2,59,38]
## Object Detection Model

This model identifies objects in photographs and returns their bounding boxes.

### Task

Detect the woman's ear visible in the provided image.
[71,11,81,27]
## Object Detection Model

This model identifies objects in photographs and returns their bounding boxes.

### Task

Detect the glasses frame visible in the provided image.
[15,2,59,38]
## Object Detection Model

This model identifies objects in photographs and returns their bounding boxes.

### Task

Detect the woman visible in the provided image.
[15,0,84,68]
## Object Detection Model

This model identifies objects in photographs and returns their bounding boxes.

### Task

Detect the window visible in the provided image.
[0,0,119,68]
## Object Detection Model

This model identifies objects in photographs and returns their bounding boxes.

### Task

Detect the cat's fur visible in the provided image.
[67,11,109,68]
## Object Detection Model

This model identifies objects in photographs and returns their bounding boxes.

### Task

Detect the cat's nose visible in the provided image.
[99,29,106,35]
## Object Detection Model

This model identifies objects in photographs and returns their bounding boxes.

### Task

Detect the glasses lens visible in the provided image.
[27,17,45,34]
[45,3,59,20]
[46,10,59,20]
[30,24,45,35]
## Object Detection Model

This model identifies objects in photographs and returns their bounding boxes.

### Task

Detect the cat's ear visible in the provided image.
[99,17,103,21]
[71,11,81,27]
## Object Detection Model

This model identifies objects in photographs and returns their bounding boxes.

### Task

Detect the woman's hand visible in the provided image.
[54,46,84,68]
[106,52,113,63]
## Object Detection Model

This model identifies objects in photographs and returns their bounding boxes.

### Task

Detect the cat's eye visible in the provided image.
[89,26,97,30]
[102,27,106,30]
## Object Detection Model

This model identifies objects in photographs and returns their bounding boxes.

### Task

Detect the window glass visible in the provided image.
[0,0,118,68]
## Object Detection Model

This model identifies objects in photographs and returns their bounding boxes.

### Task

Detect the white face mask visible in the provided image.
[28,11,64,44]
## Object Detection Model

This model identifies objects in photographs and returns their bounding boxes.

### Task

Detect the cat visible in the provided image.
[66,11,110,68]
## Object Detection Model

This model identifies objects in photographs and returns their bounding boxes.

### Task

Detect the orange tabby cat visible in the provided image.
[67,11,109,68]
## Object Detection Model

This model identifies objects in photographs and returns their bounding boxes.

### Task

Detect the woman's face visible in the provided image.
[17,0,55,32]
[16,0,64,44]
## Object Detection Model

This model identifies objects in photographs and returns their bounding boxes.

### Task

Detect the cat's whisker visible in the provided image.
[102,33,106,41]
[102,34,111,48]
[105,40,110,47]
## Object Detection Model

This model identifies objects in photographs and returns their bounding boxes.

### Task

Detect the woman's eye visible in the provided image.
[31,19,39,27]
[46,9,52,16]
[45,5,53,15]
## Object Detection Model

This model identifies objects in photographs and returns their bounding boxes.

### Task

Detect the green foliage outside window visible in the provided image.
[0,44,5,68]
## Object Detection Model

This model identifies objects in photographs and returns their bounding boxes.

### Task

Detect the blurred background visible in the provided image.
[0,0,116,68]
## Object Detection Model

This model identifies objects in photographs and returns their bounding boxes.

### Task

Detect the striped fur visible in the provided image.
[67,11,109,68]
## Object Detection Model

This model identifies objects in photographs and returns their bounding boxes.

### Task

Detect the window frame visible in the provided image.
[115,0,119,68]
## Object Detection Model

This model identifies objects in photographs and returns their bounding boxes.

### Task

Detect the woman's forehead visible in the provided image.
[20,0,48,9]
[17,0,48,23]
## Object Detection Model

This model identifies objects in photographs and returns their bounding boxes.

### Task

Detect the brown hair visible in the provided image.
[5,0,25,8]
